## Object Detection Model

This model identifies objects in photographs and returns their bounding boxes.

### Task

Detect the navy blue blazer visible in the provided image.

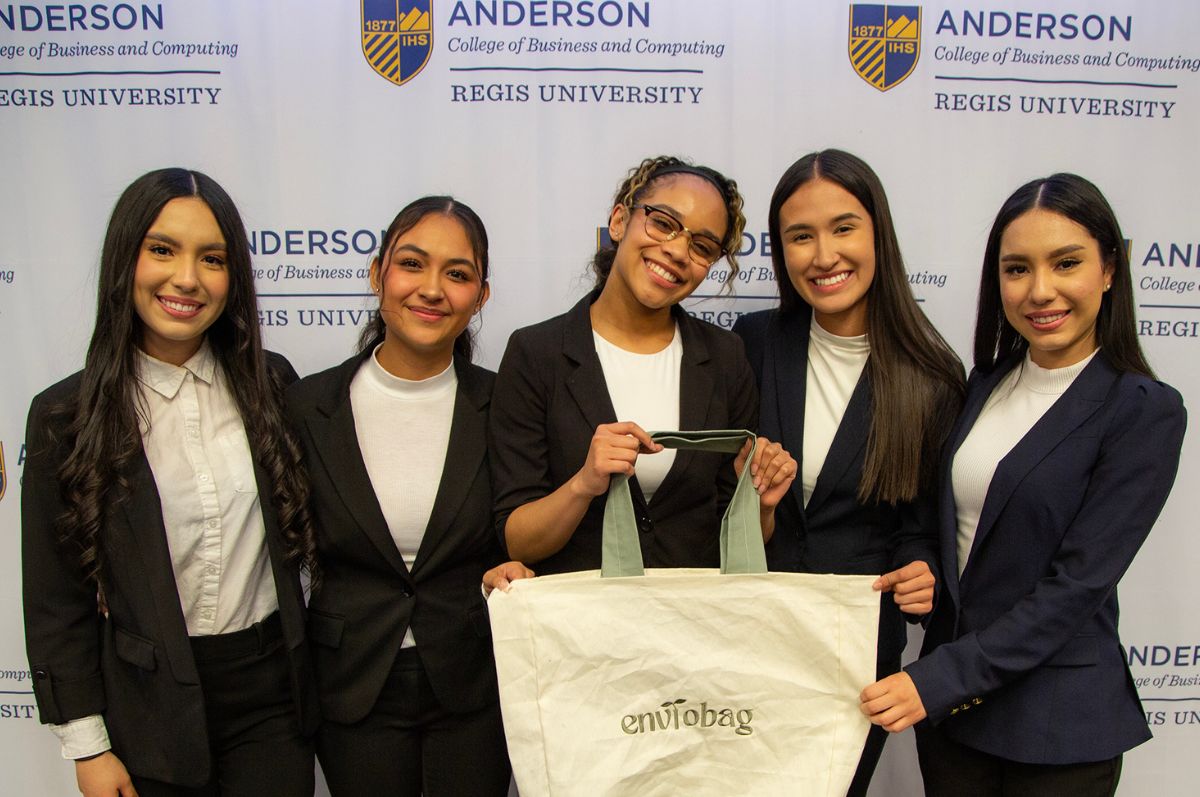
[489,291,758,574]
[733,307,943,675]
[22,353,317,788]
[286,351,503,724]
[907,352,1186,764]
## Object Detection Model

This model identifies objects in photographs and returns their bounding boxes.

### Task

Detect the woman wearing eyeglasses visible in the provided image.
[489,156,796,575]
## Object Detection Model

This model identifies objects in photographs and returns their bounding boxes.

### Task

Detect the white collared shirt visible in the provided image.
[52,341,277,759]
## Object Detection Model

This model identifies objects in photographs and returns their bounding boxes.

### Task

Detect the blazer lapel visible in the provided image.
[411,359,489,576]
[806,368,871,514]
[934,361,1011,608]
[307,354,411,580]
[963,355,1117,575]
[562,293,619,432]
[120,453,200,685]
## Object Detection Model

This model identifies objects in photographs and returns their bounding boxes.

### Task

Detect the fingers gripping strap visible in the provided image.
[600,430,767,577]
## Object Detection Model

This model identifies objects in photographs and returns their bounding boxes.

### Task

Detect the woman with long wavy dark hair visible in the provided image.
[861,173,1186,795]
[490,155,795,576]
[287,196,527,796]
[22,168,320,796]
[733,149,965,795]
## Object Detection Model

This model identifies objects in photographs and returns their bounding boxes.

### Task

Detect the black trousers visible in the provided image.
[916,720,1122,797]
[317,646,511,797]
[133,612,314,797]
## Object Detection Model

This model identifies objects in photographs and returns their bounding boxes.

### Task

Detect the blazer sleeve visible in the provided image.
[489,328,553,554]
[907,377,1187,722]
[21,391,107,725]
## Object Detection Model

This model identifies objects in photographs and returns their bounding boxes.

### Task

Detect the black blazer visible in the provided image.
[490,291,758,575]
[733,307,942,674]
[907,352,1186,764]
[286,351,502,724]
[22,353,317,788]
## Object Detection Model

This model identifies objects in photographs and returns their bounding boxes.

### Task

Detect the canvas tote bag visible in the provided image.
[488,431,879,796]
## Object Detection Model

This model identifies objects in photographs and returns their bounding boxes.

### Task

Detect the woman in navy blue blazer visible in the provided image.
[732,150,964,795]
[861,173,1187,795]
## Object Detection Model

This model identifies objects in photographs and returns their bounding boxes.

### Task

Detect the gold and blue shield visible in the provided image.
[848,5,921,91]
[361,0,433,86]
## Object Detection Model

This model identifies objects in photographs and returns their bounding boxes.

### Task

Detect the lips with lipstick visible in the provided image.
[1026,310,1070,331]
[811,271,852,290]
[405,304,449,321]
[157,295,206,318]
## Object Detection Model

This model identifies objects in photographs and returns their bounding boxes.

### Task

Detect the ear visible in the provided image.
[1102,257,1116,291]
[608,204,630,245]
[475,281,491,314]
[368,257,382,294]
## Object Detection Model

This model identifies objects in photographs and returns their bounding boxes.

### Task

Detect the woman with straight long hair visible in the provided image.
[23,168,320,796]
[287,196,526,796]
[861,173,1186,796]
[490,155,796,575]
[733,149,965,795]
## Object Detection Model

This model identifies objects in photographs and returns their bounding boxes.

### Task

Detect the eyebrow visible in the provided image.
[649,203,723,241]
[782,212,862,235]
[144,231,226,252]
[391,242,478,271]
[999,243,1086,262]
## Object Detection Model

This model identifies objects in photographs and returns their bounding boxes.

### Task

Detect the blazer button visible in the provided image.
[637,517,652,534]
[33,668,47,680]
[399,587,412,598]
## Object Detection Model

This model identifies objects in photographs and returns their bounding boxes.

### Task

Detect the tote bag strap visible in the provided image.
[601,430,767,578]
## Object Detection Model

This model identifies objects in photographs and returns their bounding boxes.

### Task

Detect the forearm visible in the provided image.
[503,472,596,564]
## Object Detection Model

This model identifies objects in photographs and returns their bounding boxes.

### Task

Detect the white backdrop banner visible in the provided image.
[2,2,1197,794]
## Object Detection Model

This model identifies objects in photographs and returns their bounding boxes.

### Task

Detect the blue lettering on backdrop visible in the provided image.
[448,1,650,28]
[934,10,1132,42]
[0,3,164,31]
[249,229,386,257]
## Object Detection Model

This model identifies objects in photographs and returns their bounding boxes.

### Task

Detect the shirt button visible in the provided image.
[199,474,210,482]
[207,520,219,529]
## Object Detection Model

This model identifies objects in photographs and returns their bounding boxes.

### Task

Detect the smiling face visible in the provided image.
[606,173,728,312]
[998,207,1113,369]
[777,178,876,336]
[371,212,489,379]
[132,196,230,365]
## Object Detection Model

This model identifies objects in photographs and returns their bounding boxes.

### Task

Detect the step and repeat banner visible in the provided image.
[2,2,1197,794]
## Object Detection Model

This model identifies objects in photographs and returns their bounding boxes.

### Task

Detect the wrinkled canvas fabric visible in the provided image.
[489,432,879,796]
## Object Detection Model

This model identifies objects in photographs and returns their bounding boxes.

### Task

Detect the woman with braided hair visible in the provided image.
[490,156,795,574]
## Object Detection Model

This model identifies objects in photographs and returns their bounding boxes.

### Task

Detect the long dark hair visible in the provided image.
[54,168,319,594]
[974,173,1153,378]
[768,150,964,503]
[590,156,746,289]
[357,196,490,361]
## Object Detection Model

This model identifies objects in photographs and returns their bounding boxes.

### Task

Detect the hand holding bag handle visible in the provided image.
[601,430,767,578]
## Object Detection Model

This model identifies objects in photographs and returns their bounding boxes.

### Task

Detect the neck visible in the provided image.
[590,279,676,352]
[376,336,453,380]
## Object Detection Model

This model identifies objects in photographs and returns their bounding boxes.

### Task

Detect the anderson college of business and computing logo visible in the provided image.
[849,5,921,91]
[361,0,433,86]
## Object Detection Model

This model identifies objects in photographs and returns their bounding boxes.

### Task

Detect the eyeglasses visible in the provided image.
[632,204,726,267]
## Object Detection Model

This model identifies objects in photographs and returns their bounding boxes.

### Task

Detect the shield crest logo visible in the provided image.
[848,5,921,91]
[361,0,433,86]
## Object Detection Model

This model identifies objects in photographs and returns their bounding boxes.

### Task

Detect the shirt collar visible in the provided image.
[137,340,217,399]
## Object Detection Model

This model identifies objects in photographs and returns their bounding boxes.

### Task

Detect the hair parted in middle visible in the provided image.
[357,195,490,361]
[52,167,319,594]
[590,155,746,289]
[974,172,1153,379]
[767,149,965,503]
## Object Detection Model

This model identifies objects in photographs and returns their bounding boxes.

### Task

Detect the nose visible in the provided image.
[812,234,838,270]
[660,229,692,264]
[1029,265,1056,304]
[418,268,445,299]
[171,258,200,292]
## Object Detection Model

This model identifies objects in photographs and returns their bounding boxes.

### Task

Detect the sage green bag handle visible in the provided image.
[601,430,767,578]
